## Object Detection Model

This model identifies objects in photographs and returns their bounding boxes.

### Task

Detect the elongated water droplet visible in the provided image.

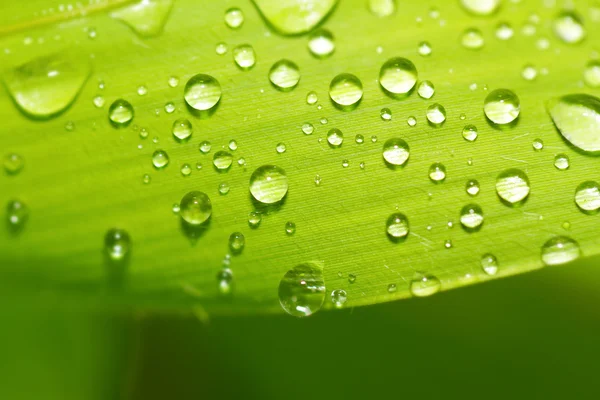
[327,128,344,147]
[4,153,24,175]
[460,203,484,231]
[269,59,300,91]
[496,168,530,205]
[111,0,173,37]
[417,80,435,99]
[172,118,192,141]
[379,57,418,96]
[410,275,441,297]
[460,0,500,15]
[249,165,288,204]
[213,151,233,171]
[382,138,410,166]
[184,74,221,111]
[180,191,212,225]
[252,0,338,35]
[308,29,335,58]
[584,60,600,88]
[152,150,169,169]
[331,289,347,308]
[575,181,600,213]
[278,263,325,317]
[553,11,586,44]
[233,44,256,70]
[224,7,244,29]
[481,253,498,275]
[541,236,581,266]
[217,267,234,295]
[6,199,28,230]
[429,162,446,182]
[329,73,363,109]
[4,52,91,119]
[386,212,409,239]
[426,103,446,125]
[285,221,296,235]
[484,89,520,125]
[546,94,600,153]
[104,228,131,261]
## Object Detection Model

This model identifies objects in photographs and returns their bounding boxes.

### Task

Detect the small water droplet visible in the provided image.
[142,174,151,184]
[496,22,514,40]
[199,141,212,154]
[355,134,364,144]
[466,179,480,196]
[104,228,131,262]
[429,162,446,182]
[380,107,392,121]
[137,85,147,96]
[382,138,410,166]
[314,174,322,186]
[522,64,538,81]
[180,163,192,176]
[228,140,238,151]
[172,118,192,141]
[386,212,409,239]
[553,11,586,44]
[532,138,544,151]
[461,0,500,15]
[329,73,363,109]
[331,289,347,307]
[481,253,499,275]
[269,59,300,91]
[248,211,262,228]
[93,95,105,108]
[426,103,446,125]
[407,116,417,126]
[229,232,245,254]
[417,80,435,99]
[249,165,288,204]
[308,29,335,58]
[327,128,344,147]
[461,28,485,50]
[168,76,179,87]
[418,41,432,56]
[306,91,318,105]
[233,44,256,70]
[387,283,397,293]
[224,7,244,29]
[184,74,221,112]
[278,263,325,317]
[110,0,173,37]
[584,60,600,88]
[285,221,296,235]
[554,153,570,170]
[496,168,530,205]
[541,236,581,266]
[180,191,212,225]
[484,89,520,125]
[152,150,169,169]
[213,151,233,171]
[6,199,28,230]
[410,275,441,297]
[217,267,234,295]
[341,159,350,168]
[368,0,396,17]
[172,203,181,214]
[460,203,484,231]
[546,94,600,153]
[575,181,600,213]
[462,124,478,142]
[302,123,314,135]
[108,99,134,128]
[379,57,418,96]
[4,153,24,175]
[444,239,453,249]
[348,274,356,284]
[164,102,175,113]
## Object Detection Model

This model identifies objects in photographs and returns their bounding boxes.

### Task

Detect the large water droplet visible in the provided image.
[460,0,500,15]
[104,228,131,261]
[269,59,300,91]
[460,203,484,231]
[108,99,134,128]
[249,165,289,204]
[541,236,581,266]
[111,0,173,37]
[386,212,409,239]
[382,138,410,166]
[484,89,520,125]
[278,263,326,317]
[410,275,441,297]
[329,73,363,109]
[180,191,212,225]
[184,74,221,112]
[252,0,338,35]
[496,168,530,205]
[575,181,600,213]
[4,52,91,119]
[546,94,600,153]
[553,11,586,44]
[379,57,418,96]
[308,29,335,58]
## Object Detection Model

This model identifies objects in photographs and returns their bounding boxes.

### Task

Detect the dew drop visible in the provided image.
[496,22,514,40]
[229,232,245,254]
[248,211,262,228]
[228,140,238,151]
[553,11,586,44]
[306,91,318,105]
[199,141,212,154]
[417,80,435,99]
[276,143,287,153]
[341,159,349,168]
[460,203,484,231]
[387,283,397,293]
[466,179,480,196]
[278,263,325,317]
[168,76,179,87]
[382,138,410,166]
[348,274,356,284]
[541,236,581,266]
[407,116,417,126]
[380,107,392,121]
[496,168,530,205]
[224,7,244,29]
[152,150,169,169]
[217,268,234,295]
[481,253,498,275]
[426,103,446,125]
[219,183,230,195]
[269,59,300,91]
[104,228,131,261]
[285,221,296,235]
[575,181,600,213]
[249,165,288,204]
[172,118,192,141]
[233,44,256,70]
[308,29,335,58]
[355,134,364,144]
[180,191,212,225]
[368,0,395,17]
[429,163,446,182]
[329,73,363,109]
[461,28,485,50]
[327,128,344,147]
[554,153,570,170]
[484,89,520,125]
[180,163,192,177]
[301,123,314,135]
[137,85,147,96]
[410,275,441,297]
[93,95,105,108]
[462,124,478,142]
[213,151,233,171]
[532,138,544,151]
[522,64,538,81]
[386,212,410,239]
[3,153,24,175]
[142,174,151,184]
[184,74,221,112]
[546,94,600,153]
[379,57,418,96]
[331,289,347,308]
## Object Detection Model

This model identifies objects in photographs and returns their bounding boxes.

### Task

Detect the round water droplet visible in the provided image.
[184,74,221,111]
[276,143,287,154]
[137,85,147,96]
[466,179,480,196]
[329,73,363,108]
[142,174,151,184]
[213,151,233,171]
[278,263,325,317]
[224,7,244,29]
[306,91,318,105]
[93,95,105,108]
[341,160,350,168]
[4,153,24,175]
[355,134,364,144]
[217,268,234,295]
[152,150,169,169]
[248,211,262,228]
[553,11,586,44]
[168,76,179,87]
[199,141,212,154]
[554,153,570,170]
[308,29,335,58]
[461,0,500,15]
[444,239,453,249]
[331,289,347,308]
[6,199,28,230]
[233,44,256,70]
[522,64,538,81]
[380,107,392,121]
[229,232,245,253]
[104,228,131,261]
[386,212,409,239]
[460,203,484,231]
[407,116,417,126]
[164,102,175,114]
[382,138,410,166]
[379,57,418,96]
[180,191,212,225]
[584,60,600,88]
[269,59,300,91]
[484,89,520,125]
[410,275,441,297]
[172,203,181,214]
[532,138,544,151]
[575,181,600,213]
[429,163,446,182]
[462,124,478,142]
[180,163,192,176]
[249,165,288,204]
[108,99,134,128]
[418,41,432,56]
[327,128,344,147]
[461,28,485,50]
[172,118,192,141]
[496,168,530,205]
[219,182,230,195]
[368,0,395,17]
[541,236,581,266]
[302,123,314,135]
[481,253,498,276]
[426,103,446,125]
[285,221,296,235]
[228,140,238,151]
[546,94,600,153]
[417,80,435,99]
[387,283,397,293]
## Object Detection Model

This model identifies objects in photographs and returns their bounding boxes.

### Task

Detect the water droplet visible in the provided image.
[172,203,181,214]
[152,150,169,169]
[180,191,212,225]
[380,107,392,121]
[275,142,287,154]
[278,263,325,317]
[172,118,192,141]
[327,128,344,147]
[460,203,484,231]
[553,11,586,44]
[302,123,314,135]
[386,212,409,239]
[248,211,262,228]
[484,89,520,125]
[368,0,395,17]
[329,73,363,109]
[496,168,530,205]
[382,138,410,167]
[4,52,91,119]
[348,274,356,284]
[575,181,600,213]
[164,102,175,113]
[93,95,105,108]
[285,221,296,235]
[426,103,446,125]
[228,140,238,151]
[410,275,441,297]
[110,0,173,37]
[444,239,453,249]
[532,138,544,151]
[407,116,417,126]
[541,236,581,266]
[341,159,350,168]
[64,121,75,131]
[168,76,179,87]
[233,44,256,70]
[331,289,347,308]
[6,199,28,230]
[466,179,480,196]
[253,0,337,35]
[137,85,147,96]
[269,59,300,91]
[139,128,148,139]
[107,99,134,128]
[308,29,335,58]
[4,153,24,175]
[387,283,397,293]
[314,174,322,186]
[417,80,435,99]
[379,57,418,96]
[180,163,192,177]
[554,153,570,170]
[546,94,600,153]
[306,91,318,105]
[584,60,600,88]
[213,151,233,171]
[496,22,514,40]
[184,74,221,111]
[229,232,245,254]
[320,117,328,125]
[249,165,288,204]
[104,228,131,261]
[461,28,485,50]
[199,141,212,154]
[429,162,446,182]
[237,158,246,167]
[462,124,478,142]
[460,0,500,15]
[224,7,244,29]
[481,253,498,275]
[522,64,538,81]
[418,41,432,56]
[142,174,151,184]
[217,267,234,295]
